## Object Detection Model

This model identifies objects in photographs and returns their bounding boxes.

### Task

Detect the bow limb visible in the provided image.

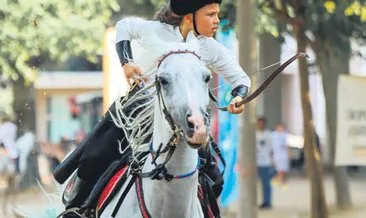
[218,52,308,111]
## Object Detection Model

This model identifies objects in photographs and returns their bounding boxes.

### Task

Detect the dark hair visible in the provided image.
[154,4,184,27]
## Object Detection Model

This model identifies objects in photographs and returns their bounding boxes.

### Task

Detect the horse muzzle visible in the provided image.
[184,115,209,148]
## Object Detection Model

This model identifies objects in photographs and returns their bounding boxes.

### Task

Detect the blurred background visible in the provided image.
[0,0,366,217]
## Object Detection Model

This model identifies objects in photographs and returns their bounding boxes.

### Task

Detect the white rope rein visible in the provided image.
[109,82,157,165]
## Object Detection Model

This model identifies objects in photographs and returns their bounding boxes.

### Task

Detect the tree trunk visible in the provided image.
[315,39,352,209]
[12,72,36,133]
[295,27,328,218]
[236,0,257,217]
[259,33,282,129]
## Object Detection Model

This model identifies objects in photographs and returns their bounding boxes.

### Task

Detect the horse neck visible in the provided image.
[147,100,200,217]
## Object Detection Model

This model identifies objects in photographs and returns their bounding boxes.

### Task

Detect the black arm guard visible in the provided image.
[231,85,249,98]
[116,40,133,66]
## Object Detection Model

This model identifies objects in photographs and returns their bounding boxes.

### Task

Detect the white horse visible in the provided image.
[99,46,212,218]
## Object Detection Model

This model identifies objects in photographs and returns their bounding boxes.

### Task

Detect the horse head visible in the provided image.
[155,48,211,149]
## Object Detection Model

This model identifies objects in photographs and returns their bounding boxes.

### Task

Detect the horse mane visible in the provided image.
[110,83,157,159]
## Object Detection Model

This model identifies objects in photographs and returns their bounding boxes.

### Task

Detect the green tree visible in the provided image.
[312,0,366,209]
[113,0,166,20]
[258,0,366,216]
[0,0,119,129]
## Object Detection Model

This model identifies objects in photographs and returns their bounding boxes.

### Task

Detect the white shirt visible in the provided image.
[272,131,288,159]
[16,131,35,174]
[0,121,18,159]
[271,131,289,171]
[115,17,251,89]
[256,130,272,167]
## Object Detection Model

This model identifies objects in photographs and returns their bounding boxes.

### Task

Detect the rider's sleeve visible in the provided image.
[115,17,147,43]
[115,17,149,66]
[204,37,251,98]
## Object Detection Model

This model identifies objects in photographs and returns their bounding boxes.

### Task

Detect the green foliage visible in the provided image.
[218,0,281,38]
[257,0,366,48]
[0,0,119,82]
[256,8,281,38]
[114,0,166,19]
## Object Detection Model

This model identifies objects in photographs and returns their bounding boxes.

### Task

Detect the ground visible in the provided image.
[0,175,365,218]
[223,175,366,218]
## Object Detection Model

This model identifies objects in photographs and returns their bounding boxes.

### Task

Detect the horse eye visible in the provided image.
[204,75,211,83]
[159,77,169,86]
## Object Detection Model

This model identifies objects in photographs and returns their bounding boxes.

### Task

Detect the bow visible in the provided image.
[217,52,308,111]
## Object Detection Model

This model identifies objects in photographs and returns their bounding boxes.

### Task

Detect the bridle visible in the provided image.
[132,50,205,182]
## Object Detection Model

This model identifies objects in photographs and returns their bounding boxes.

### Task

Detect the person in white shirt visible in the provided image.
[115,0,251,113]
[271,123,289,186]
[0,116,19,172]
[59,1,252,216]
[256,117,273,209]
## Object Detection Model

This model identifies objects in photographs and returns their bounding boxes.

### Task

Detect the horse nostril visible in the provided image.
[185,110,193,127]
[186,114,195,129]
[187,119,195,130]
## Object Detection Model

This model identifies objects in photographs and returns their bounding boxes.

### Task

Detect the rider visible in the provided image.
[60,0,251,216]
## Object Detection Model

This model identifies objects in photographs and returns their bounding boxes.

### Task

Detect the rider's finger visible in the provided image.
[135,67,146,84]
[135,66,143,76]
[227,104,233,113]
[134,68,145,83]
[131,74,141,85]
[127,78,132,86]
[234,105,244,114]
[125,71,132,86]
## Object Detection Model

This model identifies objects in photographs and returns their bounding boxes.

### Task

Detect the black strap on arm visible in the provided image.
[116,40,133,66]
[231,85,249,99]
[208,85,249,111]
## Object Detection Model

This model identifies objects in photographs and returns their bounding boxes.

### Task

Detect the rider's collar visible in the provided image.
[174,26,201,42]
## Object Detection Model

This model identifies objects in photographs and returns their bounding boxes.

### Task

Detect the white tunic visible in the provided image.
[256,130,272,167]
[115,17,251,89]
[272,131,289,172]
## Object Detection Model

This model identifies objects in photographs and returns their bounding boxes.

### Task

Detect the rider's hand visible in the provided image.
[123,62,144,86]
[227,96,245,114]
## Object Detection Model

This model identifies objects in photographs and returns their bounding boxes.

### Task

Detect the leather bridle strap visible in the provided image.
[137,144,176,181]
[155,79,177,132]
[136,176,152,218]
[111,176,137,217]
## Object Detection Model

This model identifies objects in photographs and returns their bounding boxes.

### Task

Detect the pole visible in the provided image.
[236,0,258,217]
